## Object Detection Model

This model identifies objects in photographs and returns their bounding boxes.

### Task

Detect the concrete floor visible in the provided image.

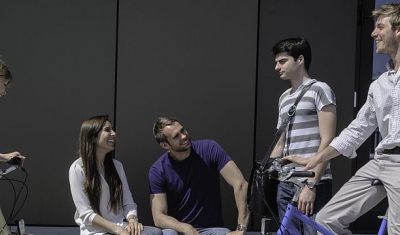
[8,226,79,235]
[6,226,375,235]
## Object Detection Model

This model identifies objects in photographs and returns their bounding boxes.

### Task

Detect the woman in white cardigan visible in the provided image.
[69,115,162,235]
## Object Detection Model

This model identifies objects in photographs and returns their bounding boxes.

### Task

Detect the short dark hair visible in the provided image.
[272,37,312,71]
[153,117,179,144]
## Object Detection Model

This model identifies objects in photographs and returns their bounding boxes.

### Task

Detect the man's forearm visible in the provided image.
[309,139,334,183]
[233,180,249,227]
[307,160,329,184]
[316,146,341,164]
[154,214,194,233]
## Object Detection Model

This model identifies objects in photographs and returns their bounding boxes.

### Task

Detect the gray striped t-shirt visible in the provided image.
[277,79,336,180]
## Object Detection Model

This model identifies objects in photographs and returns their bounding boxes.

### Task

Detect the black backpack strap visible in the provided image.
[258,81,316,172]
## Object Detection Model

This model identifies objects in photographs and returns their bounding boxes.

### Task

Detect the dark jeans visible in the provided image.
[276,179,332,235]
[162,227,230,235]
[106,226,162,235]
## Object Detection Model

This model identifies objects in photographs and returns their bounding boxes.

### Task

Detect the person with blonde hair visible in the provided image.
[285,3,400,234]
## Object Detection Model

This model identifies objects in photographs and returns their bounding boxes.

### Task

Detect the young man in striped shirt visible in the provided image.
[270,37,337,235]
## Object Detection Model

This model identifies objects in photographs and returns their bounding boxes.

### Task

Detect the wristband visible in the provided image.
[236,224,247,231]
[129,215,138,222]
[305,181,317,189]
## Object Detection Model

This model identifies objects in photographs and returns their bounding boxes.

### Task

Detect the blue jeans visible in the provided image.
[106,226,162,235]
[141,226,164,235]
[276,179,332,235]
[162,227,230,235]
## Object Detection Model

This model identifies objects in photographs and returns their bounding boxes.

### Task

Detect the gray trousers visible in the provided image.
[316,153,400,235]
[0,206,11,235]
[162,227,230,235]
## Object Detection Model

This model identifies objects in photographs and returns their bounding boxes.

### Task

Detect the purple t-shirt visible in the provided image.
[148,140,232,228]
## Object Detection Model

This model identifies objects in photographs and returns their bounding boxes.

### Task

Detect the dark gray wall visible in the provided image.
[0,0,117,226]
[0,0,364,231]
[256,0,358,190]
[253,0,359,230]
[116,0,258,229]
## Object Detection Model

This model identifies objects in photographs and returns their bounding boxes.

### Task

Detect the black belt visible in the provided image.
[383,146,400,154]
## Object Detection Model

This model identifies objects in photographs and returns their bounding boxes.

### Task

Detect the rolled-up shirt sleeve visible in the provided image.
[330,88,378,158]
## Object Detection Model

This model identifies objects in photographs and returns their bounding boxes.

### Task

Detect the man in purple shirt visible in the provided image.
[149,117,249,235]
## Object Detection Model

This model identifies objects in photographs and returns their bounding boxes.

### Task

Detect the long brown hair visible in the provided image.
[79,115,123,215]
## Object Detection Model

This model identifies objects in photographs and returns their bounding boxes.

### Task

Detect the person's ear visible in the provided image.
[395,26,400,35]
[160,142,169,150]
[297,55,304,65]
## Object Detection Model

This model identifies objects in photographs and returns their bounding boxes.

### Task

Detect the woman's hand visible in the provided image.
[116,226,130,235]
[0,151,25,165]
[126,217,143,235]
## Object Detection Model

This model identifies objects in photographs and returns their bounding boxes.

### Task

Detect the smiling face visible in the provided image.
[160,121,191,154]
[95,120,116,155]
[371,16,399,55]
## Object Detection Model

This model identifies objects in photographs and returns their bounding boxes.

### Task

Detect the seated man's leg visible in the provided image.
[141,226,163,235]
[196,227,230,235]
[0,206,11,235]
[162,229,179,235]
[316,160,386,234]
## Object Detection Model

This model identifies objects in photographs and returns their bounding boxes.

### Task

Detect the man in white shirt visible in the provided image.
[285,3,400,234]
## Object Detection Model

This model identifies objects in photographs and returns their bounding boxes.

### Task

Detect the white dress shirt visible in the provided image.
[331,60,400,158]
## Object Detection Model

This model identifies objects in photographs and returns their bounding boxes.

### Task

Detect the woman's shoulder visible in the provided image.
[70,158,83,168]
[112,158,124,169]
[69,158,84,176]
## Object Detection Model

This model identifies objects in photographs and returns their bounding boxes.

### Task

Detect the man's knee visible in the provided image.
[141,226,163,235]
[162,229,179,235]
[200,227,230,235]
[315,208,328,225]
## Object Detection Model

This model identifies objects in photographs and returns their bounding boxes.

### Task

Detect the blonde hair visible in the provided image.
[372,3,400,30]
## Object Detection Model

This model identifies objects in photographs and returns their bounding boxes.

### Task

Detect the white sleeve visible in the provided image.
[114,160,138,220]
[69,160,97,225]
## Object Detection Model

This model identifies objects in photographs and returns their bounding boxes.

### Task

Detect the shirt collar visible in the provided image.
[386,59,396,75]
[300,78,315,88]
